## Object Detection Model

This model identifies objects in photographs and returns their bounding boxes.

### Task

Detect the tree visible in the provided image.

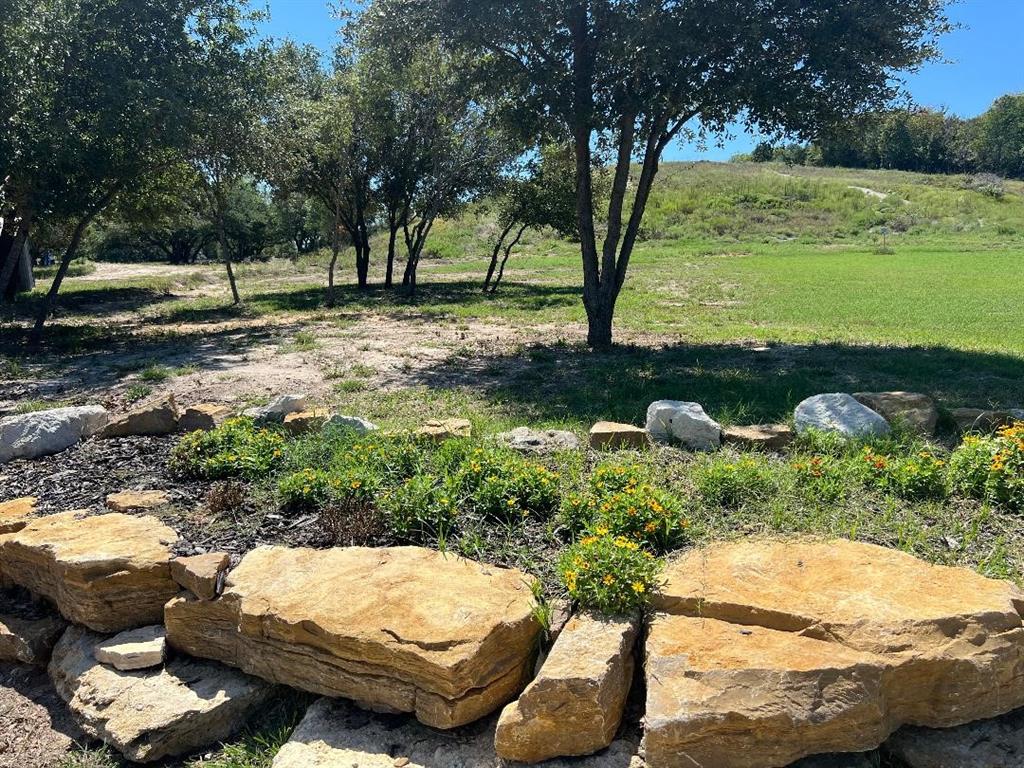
[373,0,950,347]
[976,94,1024,180]
[0,0,265,346]
[483,144,579,293]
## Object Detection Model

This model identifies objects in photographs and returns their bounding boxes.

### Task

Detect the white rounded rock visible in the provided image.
[794,393,890,438]
[645,401,721,451]
[0,405,108,463]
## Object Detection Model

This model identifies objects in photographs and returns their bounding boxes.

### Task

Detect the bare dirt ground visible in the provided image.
[0,663,84,768]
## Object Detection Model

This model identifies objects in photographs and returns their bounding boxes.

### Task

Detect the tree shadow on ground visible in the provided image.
[151,280,580,325]
[411,340,1024,426]
[5,285,177,320]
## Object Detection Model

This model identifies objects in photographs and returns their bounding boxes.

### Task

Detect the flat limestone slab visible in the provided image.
[495,611,638,762]
[165,545,540,729]
[644,539,1024,768]
[644,614,887,768]
[272,697,643,768]
[50,625,271,763]
[0,512,180,632]
[94,625,167,671]
[0,496,36,534]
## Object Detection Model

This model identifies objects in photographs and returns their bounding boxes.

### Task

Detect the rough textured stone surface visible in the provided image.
[105,489,170,513]
[952,407,1017,433]
[101,397,179,438]
[722,424,794,451]
[272,697,643,768]
[645,401,722,450]
[0,405,108,463]
[588,421,650,450]
[644,539,1024,768]
[0,512,180,632]
[178,403,232,432]
[243,394,309,423]
[94,625,167,671]
[498,427,581,454]
[0,496,36,534]
[853,392,939,435]
[283,409,329,435]
[50,625,271,763]
[794,393,890,438]
[792,754,877,768]
[0,605,66,665]
[169,552,230,600]
[885,707,1024,768]
[495,611,637,762]
[165,545,540,729]
[323,414,379,433]
[415,418,472,441]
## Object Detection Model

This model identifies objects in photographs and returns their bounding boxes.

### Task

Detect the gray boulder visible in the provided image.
[323,414,379,434]
[645,401,721,451]
[242,394,308,424]
[794,394,890,438]
[0,405,108,463]
[498,427,581,453]
[884,707,1024,767]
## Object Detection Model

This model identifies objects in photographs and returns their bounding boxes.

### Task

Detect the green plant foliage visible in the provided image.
[858,446,948,501]
[558,533,662,614]
[379,472,460,542]
[791,454,850,503]
[560,463,687,550]
[949,423,1024,511]
[453,446,561,522]
[170,418,285,479]
[694,455,782,508]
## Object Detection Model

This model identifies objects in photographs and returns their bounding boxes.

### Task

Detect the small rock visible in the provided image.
[283,410,329,436]
[794,393,890,438]
[853,392,938,435]
[94,625,167,671]
[0,603,66,665]
[495,611,638,762]
[50,625,272,763]
[588,421,650,450]
[0,496,36,534]
[323,414,379,433]
[178,403,232,432]
[243,394,308,424]
[170,552,230,601]
[0,405,109,463]
[415,418,472,441]
[722,424,794,451]
[498,427,581,454]
[646,401,722,450]
[105,490,170,513]
[884,707,1024,767]
[951,407,1017,433]
[101,396,180,438]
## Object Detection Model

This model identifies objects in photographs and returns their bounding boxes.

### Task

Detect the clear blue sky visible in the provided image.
[260,0,1024,160]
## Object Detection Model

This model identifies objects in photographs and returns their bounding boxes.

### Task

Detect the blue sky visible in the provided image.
[260,0,1024,161]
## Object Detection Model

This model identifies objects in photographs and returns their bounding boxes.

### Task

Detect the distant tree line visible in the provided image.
[740,95,1024,180]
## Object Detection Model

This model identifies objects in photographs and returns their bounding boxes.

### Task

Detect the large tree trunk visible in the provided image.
[385,211,399,288]
[0,217,29,304]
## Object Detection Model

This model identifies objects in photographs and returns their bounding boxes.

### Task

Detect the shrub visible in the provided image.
[695,455,781,508]
[380,472,460,542]
[278,468,331,511]
[171,418,285,479]
[859,447,947,501]
[559,463,687,550]
[949,423,1024,510]
[454,447,561,522]
[792,455,849,503]
[558,533,662,614]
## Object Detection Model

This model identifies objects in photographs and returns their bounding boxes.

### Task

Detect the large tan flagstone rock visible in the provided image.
[495,611,638,762]
[853,392,938,435]
[0,512,180,632]
[165,545,540,729]
[271,697,643,768]
[50,625,272,763]
[170,551,230,600]
[101,397,180,438]
[105,489,170,513]
[0,595,66,665]
[644,539,1024,768]
[588,421,650,450]
[178,403,232,432]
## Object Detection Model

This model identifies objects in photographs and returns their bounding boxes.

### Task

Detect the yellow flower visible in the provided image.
[644,521,657,533]
[602,574,615,586]
[580,536,599,546]
[595,525,609,536]
[351,480,362,489]
[631,581,646,594]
